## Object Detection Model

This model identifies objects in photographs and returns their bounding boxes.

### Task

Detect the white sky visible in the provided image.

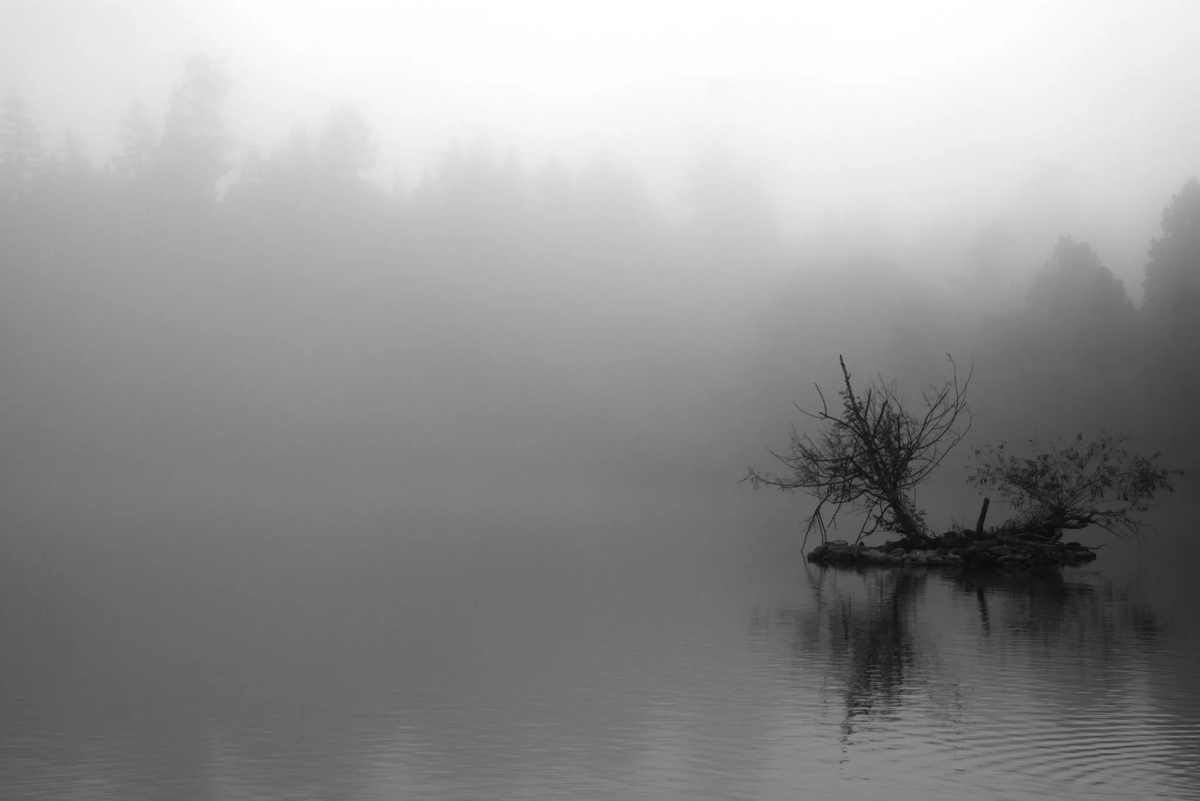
[2,0,1199,270]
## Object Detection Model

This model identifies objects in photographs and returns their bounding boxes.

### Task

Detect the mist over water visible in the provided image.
[3,2,1200,798]
[3,508,1199,800]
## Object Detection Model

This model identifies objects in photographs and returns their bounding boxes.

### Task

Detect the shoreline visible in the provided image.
[807,533,1099,569]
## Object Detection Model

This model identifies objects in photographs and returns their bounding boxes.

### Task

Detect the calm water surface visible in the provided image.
[2,500,1198,800]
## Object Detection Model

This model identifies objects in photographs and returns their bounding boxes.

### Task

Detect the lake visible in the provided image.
[2,495,1198,800]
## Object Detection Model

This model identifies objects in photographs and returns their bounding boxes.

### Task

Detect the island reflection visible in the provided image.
[752,563,1175,747]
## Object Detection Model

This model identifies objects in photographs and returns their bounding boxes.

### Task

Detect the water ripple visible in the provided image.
[3,526,1199,800]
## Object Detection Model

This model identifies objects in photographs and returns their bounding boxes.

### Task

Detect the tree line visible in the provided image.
[1,56,1197,522]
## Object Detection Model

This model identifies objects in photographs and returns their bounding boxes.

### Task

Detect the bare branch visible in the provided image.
[745,355,972,546]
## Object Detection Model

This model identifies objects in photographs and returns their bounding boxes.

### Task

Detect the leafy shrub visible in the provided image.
[967,433,1182,540]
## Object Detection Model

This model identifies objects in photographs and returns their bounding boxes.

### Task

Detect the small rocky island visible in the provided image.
[745,356,1180,575]
[806,530,1098,570]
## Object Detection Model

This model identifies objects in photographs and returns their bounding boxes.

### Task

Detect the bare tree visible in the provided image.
[745,355,972,547]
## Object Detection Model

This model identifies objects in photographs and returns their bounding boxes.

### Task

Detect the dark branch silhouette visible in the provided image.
[745,355,972,547]
[968,434,1182,541]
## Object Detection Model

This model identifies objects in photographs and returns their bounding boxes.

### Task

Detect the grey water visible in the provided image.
[2,496,1199,801]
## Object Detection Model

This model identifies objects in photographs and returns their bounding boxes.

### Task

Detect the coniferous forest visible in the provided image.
[2,56,1198,535]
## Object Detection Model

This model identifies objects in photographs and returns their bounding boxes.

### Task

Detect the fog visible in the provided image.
[6,1,1200,252]
[5,6,1200,799]
[2,1,1199,541]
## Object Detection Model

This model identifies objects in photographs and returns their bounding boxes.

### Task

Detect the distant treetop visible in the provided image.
[1144,178,1200,327]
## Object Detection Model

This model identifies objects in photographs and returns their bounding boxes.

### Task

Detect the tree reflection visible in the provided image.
[755,565,933,738]
[949,568,1165,648]
[753,563,1170,744]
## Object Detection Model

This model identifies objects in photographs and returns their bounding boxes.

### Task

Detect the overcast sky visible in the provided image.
[3,0,1199,269]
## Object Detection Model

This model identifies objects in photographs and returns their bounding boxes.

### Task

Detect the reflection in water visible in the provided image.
[754,563,1200,799]
[2,515,1199,800]
[952,567,1165,644]
[764,567,939,741]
